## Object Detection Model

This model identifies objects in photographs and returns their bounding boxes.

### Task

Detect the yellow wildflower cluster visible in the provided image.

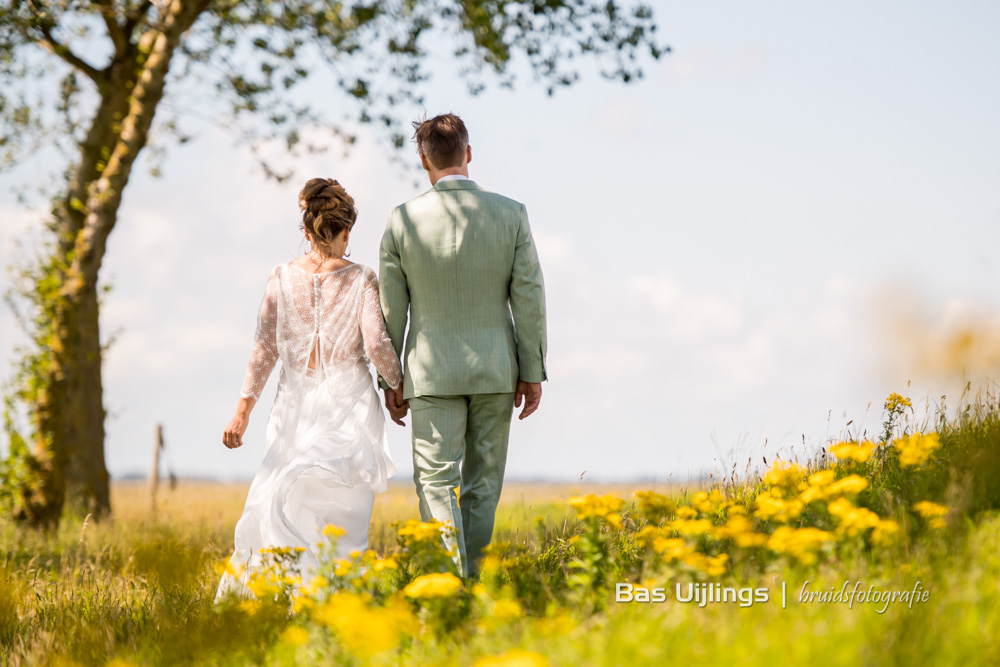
[691,490,725,515]
[893,433,941,468]
[766,526,833,565]
[828,441,876,463]
[914,501,949,529]
[403,572,464,600]
[280,626,310,646]
[885,392,912,413]
[323,524,347,539]
[753,491,804,523]
[827,498,898,543]
[682,552,729,576]
[396,518,452,544]
[713,515,767,548]
[633,490,676,522]
[315,592,417,658]
[568,494,625,529]
[762,461,807,494]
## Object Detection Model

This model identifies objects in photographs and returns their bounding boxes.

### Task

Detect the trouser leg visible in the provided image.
[409,395,468,574]
[460,392,515,579]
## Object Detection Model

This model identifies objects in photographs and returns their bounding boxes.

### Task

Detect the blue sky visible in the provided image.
[1,0,999,482]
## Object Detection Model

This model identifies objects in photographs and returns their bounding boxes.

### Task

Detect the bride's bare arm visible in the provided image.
[224,396,256,449]
[224,269,279,449]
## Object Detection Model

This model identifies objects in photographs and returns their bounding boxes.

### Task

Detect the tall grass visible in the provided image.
[1,390,998,666]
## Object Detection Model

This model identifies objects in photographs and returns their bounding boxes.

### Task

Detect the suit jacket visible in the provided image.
[378,179,547,399]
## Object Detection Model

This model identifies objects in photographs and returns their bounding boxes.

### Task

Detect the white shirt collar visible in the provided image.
[436,174,470,183]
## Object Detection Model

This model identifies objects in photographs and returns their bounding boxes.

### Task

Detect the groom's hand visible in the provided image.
[384,388,409,426]
[514,381,542,420]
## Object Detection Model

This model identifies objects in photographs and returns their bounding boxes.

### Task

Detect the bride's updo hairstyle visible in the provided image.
[298,178,357,257]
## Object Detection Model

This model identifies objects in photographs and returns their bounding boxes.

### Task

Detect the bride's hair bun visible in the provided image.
[298,177,357,257]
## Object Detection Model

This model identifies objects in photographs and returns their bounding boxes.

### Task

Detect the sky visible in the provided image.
[1,0,999,484]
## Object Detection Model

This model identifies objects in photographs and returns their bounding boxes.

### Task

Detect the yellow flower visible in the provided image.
[763,461,807,492]
[473,650,550,667]
[238,599,261,615]
[808,470,836,487]
[713,515,767,547]
[633,490,677,520]
[767,526,833,564]
[403,572,464,599]
[873,519,900,544]
[913,501,948,526]
[373,557,399,572]
[893,433,941,468]
[397,518,452,543]
[676,506,698,520]
[670,518,714,536]
[829,440,876,463]
[479,555,504,577]
[913,501,948,518]
[653,537,691,562]
[826,474,869,497]
[323,524,347,538]
[316,594,415,658]
[885,392,912,412]
[281,626,310,646]
[827,498,881,537]
[691,490,725,514]
[567,494,625,521]
[492,599,524,621]
[753,492,803,522]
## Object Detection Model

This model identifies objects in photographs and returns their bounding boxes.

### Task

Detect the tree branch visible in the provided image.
[24,1,105,83]
[36,30,104,82]
[123,0,156,38]
[96,0,130,57]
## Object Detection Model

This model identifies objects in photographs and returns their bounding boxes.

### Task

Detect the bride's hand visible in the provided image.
[224,398,254,448]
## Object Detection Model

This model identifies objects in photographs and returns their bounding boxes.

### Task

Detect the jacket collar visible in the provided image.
[432,179,482,192]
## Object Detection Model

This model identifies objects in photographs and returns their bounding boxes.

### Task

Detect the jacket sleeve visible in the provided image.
[509,204,548,383]
[239,267,280,399]
[377,209,410,390]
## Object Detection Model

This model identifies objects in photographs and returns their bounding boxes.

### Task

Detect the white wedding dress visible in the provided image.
[216,261,403,600]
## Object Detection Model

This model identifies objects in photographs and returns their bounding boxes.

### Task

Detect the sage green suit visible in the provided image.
[378,179,547,577]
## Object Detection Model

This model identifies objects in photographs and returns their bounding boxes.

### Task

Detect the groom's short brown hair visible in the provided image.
[412,113,469,169]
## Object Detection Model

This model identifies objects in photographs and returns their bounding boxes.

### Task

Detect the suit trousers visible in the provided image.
[409,392,516,578]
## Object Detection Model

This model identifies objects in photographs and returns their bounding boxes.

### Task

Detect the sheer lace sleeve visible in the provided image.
[240,268,280,399]
[360,269,403,390]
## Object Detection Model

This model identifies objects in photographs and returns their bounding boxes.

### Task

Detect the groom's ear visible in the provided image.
[466,145,472,166]
[419,153,432,172]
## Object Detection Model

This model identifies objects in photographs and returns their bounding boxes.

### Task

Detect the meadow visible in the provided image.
[2,391,1000,666]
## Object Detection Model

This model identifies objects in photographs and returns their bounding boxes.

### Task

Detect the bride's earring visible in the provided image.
[344,245,351,258]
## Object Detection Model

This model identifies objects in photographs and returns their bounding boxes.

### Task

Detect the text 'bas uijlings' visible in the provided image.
[616,583,770,607]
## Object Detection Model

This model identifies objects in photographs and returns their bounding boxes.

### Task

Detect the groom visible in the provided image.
[378,113,547,578]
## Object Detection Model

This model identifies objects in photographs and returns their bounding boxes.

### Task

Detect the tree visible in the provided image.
[0,0,664,526]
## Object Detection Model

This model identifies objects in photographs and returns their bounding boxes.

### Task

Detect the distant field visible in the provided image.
[114,479,689,553]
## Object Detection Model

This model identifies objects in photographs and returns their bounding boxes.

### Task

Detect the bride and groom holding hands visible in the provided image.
[217,113,547,597]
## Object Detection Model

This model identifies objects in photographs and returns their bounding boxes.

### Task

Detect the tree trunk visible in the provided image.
[27,277,109,523]
[15,0,211,525]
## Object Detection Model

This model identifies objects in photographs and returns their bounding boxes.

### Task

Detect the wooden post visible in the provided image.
[151,423,163,513]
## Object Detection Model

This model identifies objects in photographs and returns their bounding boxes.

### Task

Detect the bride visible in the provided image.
[216,177,404,599]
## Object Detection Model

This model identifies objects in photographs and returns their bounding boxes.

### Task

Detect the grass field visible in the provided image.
[2,392,1000,666]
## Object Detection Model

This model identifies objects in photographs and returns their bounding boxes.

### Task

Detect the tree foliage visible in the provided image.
[0,0,665,525]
